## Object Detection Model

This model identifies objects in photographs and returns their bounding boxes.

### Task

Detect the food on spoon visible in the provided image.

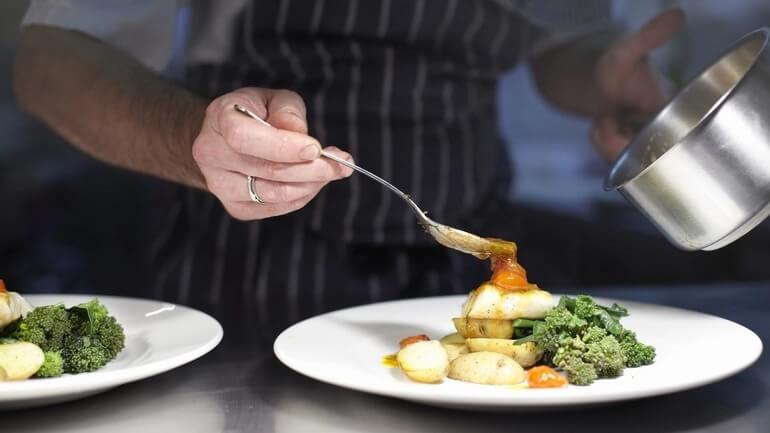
[0,339,45,380]
[448,351,525,385]
[0,279,33,331]
[423,224,518,260]
[396,338,449,383]
[465,338,542,368]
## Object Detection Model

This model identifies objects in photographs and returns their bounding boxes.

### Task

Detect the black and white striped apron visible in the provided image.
[150,0,541,331]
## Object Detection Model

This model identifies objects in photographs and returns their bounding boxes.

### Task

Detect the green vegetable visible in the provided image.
[4,304,71,352]
[35,351,64,378]
[2,299,125,376]
[514,295,655,385]
[618,330,656,368]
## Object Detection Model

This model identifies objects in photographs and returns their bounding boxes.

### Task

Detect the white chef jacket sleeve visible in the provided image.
[21,0,180,72]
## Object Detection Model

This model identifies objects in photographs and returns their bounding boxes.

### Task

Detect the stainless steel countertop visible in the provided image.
[3,283,769,433]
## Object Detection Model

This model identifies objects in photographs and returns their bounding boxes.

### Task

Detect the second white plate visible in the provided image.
[0,295,223,410]
[274,295,762,410]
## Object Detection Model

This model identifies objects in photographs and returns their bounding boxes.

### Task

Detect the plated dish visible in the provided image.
[1,281,126,381]
[391,244,655,388]
[0,292,222,410]
[274,294,762,410]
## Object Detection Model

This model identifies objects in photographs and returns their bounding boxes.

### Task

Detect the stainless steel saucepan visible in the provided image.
[605,27,770,251]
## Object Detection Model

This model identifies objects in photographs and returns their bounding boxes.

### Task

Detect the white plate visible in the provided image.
[274,295,762,410]
[0,295,223,410]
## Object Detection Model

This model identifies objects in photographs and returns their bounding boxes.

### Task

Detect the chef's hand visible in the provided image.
[192,87,353,220]
[591,8,685,161]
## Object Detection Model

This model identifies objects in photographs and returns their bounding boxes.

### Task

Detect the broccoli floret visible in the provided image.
[35,351,64,378]
[5,304,71,352]
[90,314,125,359]
[582,326,608,344]
[531,305,587,359]
[555,353,598,386]
[62,300,125,373]
[583,335,624,378]
[5,299,125,376]
[64,336,111,373]
[619,330,656,367]
[528,296,656,385]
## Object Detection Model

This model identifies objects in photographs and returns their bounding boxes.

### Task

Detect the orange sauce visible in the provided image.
[527,366,567,388]
[489,256,530,291]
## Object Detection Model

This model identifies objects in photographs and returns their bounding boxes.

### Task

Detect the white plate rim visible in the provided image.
[0,294,223,404]
[274,294,763,408]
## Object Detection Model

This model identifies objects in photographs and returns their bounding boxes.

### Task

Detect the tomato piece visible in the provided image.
[527,366,567,388]
[0,279,6,293]
[399,334,430,349]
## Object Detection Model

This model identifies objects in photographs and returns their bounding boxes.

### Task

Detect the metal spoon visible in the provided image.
[233,104,516,259]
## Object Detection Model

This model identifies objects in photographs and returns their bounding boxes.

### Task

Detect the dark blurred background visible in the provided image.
[2,0,770,296]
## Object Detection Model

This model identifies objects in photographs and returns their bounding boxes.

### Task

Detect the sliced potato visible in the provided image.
[439,332,465,345]
[452,317,513,339]
[397,340,449,383]
[442,342,469,362]
[0,341,45,380]
[465,338,543,368]
[439,332,468,362]
[448,351,525,385]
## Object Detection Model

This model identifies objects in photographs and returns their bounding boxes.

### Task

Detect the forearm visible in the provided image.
[529,31,613,117]
[14,25,207,189]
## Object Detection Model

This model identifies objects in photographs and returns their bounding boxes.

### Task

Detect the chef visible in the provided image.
[13,1,683,329]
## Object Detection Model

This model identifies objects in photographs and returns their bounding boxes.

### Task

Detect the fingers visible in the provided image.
[207,170,327,204]
[210,88,321,162]
[591,113,633,162]
[194,142,354,183]
[265,89,309,134]
[224,192,320,221]
[619,8,686,61]
[195,87,355,221]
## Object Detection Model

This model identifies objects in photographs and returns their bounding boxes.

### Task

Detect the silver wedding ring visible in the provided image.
[246,175,265,204]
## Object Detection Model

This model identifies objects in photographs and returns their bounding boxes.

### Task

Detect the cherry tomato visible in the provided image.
[399,334,430,349]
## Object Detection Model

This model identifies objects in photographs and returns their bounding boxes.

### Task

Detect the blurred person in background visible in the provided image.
[13,0,683,329]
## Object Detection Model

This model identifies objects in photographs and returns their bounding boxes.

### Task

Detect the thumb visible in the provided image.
[617,7,685,61]
[265,89,310,134]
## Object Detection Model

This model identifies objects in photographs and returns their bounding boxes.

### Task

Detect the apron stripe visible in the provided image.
[373,46,394,244]
[244,0,276,83]
[461,1,484,209]
[287,221,305,323]
[242,222,261,304]
[313,241,327,314]
[256,234,273,327]
[209,211,231,306]
[404,54,427,243]
[342,41,362,242]
[434,0,459,48]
